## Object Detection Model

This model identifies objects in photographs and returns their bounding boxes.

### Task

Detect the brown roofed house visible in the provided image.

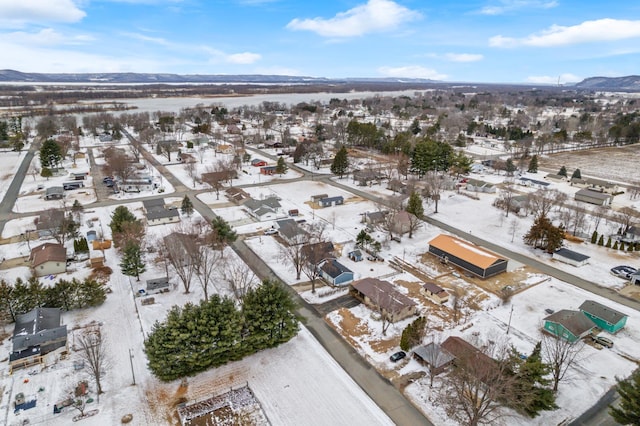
[350,278,417,323]
[30,243,67,277]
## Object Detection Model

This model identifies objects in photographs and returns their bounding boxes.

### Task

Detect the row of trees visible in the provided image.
[144,280,298,381]
[0,276,107,323]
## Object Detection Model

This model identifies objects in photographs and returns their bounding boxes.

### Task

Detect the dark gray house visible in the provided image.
[10,308,67,373]
[318,196,344,208]
[552,248,590,267]
[45,186,64,200]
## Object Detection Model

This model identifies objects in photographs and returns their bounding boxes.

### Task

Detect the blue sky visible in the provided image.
[1,0,639,84]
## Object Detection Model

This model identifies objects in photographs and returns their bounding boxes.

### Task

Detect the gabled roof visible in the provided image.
[575,188,611,201]
[320,196,343,203]
[544,309,595,337]
[441,336,497,381]
[301,242,335,263]
[423,282,446,295]
[30,243,66,267]
[277,220,307,241]
[245,197,281,212]
[13,307,62,337]
[579,300,627,325]
[428,234,505,269]
[414,343,455,368]
[554,248,590,262]
[320,259,353,279]
[45,186,64,195]
[351,278,416,312]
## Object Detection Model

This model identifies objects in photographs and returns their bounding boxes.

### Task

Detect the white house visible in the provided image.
[143,199,180,226]
[30,243,67,277]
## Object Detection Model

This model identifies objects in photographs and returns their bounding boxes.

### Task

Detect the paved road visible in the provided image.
[0,141,39,235]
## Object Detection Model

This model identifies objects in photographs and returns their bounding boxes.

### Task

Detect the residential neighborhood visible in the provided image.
[1,84,640,426]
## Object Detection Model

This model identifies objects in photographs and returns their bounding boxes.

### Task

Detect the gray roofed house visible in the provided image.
[574,188,612,206]
[318,196,344,207]
[45,186,64,200]
[143,198,180,226]
[319,259,354,286]
[275,219,308,243]
[301,241,335,265]
[413,342,455,374]
[350,278,417,322]
[543,309,596,342]
[10,307,67,372]
[244,197,282,221]
[553,248,590,267]
[579,300,628,334]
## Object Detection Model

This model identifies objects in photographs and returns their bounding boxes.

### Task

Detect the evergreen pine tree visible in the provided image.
[591,230,598,244]
[558,166,568,177]
[406,191,424,218]
[505,158,517,175]
[606,237,612,248]
[527,155,539,173]
[109,205,138,235]
[613,241,619,250]
[609,370,640,425]
[78,278,107,307]
[511,342,557,417]
[571,168,582,179]
[181,195,194,216]
[628,243,634,252]
[119,241,146,281]
[598,235,604,246]
[331,146,349,178]
[243,279,298,352]
[276,156,288,175]
[211,216,237,249]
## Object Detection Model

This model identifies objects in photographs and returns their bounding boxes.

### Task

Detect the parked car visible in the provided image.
[591,335,614,348]
[105,180,114,187]
[611,265,637,280]
[390,351,406,362]
[103,176,114,183]
[545,308,555,315]
[264,228,278,235]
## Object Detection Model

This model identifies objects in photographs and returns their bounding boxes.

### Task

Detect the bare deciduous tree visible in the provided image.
[542,333,586,392]
[77,328,108,401]
[162,232,198,294]
[424,171,445,213]
[527,189,566,219]
[279,232,311,281]
[222,259,258,302]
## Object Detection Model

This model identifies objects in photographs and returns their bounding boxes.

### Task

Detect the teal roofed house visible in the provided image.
[543,310,596,343]
[579,300,628,334]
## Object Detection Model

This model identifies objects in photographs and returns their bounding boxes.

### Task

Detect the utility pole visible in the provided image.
[129,348,136,385]
[506,304,514,334]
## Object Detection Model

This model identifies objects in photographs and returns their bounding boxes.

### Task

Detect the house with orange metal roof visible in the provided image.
[428,234,508,278]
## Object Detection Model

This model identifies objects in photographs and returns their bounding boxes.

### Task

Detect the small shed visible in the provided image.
[86,230,97,242]
[251,159,267,167]
[146,277,171,295]
[552,248,590,267]
[260,166,277,175]
[421,282,449,304]
[348,249,363,262]
[579,300,628,334]
[310,194,328,203]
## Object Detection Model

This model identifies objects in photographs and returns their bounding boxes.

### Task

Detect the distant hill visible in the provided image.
[0,69,436,84]
[575,76,640,91]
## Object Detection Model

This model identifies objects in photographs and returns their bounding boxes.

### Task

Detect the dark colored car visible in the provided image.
[103,176,114,183]
[390,351,406,362]
[611,265,637,280]
[105,180,114,187]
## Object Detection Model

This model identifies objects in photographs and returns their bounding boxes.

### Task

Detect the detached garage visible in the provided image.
[552,248,590,267]
[428,234,508,278]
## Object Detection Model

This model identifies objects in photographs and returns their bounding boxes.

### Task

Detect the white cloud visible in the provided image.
[490,19,640,48]
[444,53,483,62]
[479,0,557,15]
[286,0,420,38]
[526,73,582,84]
[0,0,85,25]
[378,65,447,80]
[0,28,94,46]
[226,52,261,64]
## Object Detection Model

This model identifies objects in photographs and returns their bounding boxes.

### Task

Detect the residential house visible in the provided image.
[145,277,172,295]
[621,226,640,244]
[163,232,197,266]
[143,198,180,226]
[225,187,250,204]
[571,177,619,194]
[10,307,67,373]
[98,134,112,142]
[390,211,411,235]
[421,282,449,304]
[543,310,596,342]
[362,211,388,227]
[36,209,65,238]
[518,177,550,189]
[215,143,235,154]
[387,179,407,194]
[30,243,66,277]
[245,197,283,222]
[465,178,496,193]
[226,124,242,135]
[353,169,385,186]
[275,219,308,244]
[202,170,238,188]
[348,249,363,262]
[177,153,196,163]
[579,300,628,334]
[574,188,612,206]
[318,196,344,208]
[413,343,455,375]
[350,278,417,322]
[70,171,89,181]
[301,242,335,266]
[251,159,267,167]
[260,166,277,175]
[319,259,354,286]
[552,248,590,267]
[428,234,508,278]
[545,173,567,182]
[441,336,498,383]
[44,186,64,200]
